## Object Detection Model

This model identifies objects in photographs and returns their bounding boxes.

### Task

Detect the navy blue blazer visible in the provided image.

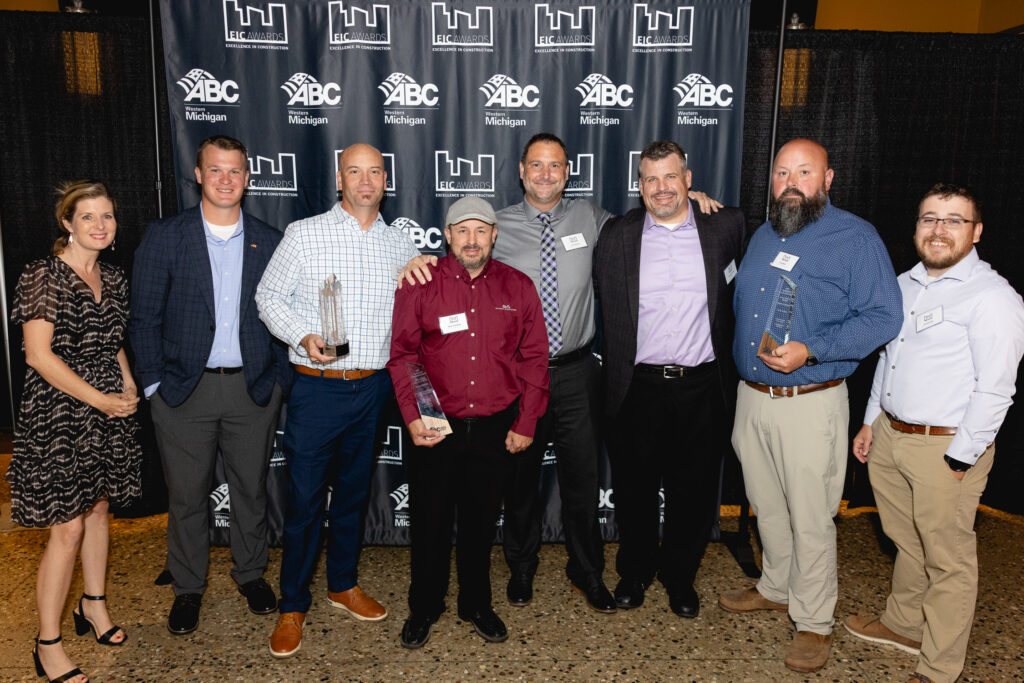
[129,205,289,407]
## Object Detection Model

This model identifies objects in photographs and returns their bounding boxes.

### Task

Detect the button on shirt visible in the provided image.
[255,203,420,370]
[494,198,611,357]
[388,255,550,437]
[636,202,715,366]
[863,248,1024,465]
[733,201,902,385]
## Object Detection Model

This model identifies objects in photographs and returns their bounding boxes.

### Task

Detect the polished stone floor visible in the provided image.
[1,489,1021,683]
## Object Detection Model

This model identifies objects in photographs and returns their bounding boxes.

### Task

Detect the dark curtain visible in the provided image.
[0,7,178,515]
[740,30,1024,513]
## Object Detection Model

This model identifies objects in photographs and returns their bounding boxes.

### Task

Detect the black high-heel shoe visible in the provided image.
[32,634,86,682]
[72,594,126,646]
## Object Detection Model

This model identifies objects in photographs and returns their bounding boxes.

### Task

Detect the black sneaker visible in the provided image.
[400,614,436,649]
[457,607,508,643]
[168,593,202,635]
[239,577,278,615]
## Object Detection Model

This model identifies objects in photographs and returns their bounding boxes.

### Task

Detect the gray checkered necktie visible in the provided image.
[538,212,563,355]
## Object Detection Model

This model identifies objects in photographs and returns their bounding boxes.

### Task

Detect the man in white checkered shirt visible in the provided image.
[256,143,420,658]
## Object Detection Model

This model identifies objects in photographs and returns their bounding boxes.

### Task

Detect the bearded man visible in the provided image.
[720,139,903,673]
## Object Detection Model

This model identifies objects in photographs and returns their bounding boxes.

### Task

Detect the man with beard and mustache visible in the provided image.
[387,196,549,649]
[844,184,1024,683]
[722,139,903,673]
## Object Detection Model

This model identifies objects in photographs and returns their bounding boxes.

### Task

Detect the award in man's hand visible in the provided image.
[758,274,798,356]
[319,274,350,358]
[406,362,451,435]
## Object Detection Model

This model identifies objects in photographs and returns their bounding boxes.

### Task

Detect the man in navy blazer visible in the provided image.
[130,135,289,635]
[593,140,746,619]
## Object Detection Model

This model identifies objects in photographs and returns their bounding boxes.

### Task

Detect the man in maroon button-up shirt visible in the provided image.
[387,196,549,649]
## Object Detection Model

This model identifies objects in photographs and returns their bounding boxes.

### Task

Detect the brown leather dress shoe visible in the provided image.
[843,615,922,655]
[718,586,788,613]
[269,612,305,658]
[327,586,388,621]
[784,630,832,673]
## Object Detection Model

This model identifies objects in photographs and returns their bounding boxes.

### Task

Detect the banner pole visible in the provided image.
[764,0,789,221]
[148,0,164,219]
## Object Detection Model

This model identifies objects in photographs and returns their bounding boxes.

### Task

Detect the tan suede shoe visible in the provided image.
[784,630,832,673]
[269,612,305,658]
[844,615,922,655]
[327,586,388,621]
[718,586,788,613]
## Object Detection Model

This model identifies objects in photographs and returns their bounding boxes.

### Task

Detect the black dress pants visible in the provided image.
[609,362,725,592]
[407,404,516,618]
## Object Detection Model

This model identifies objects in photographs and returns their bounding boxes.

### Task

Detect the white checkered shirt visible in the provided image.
[256,203,420,370]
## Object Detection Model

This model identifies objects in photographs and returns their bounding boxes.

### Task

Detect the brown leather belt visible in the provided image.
[885,411,957,436]
[293,364,377,380]
[745,378,844,398]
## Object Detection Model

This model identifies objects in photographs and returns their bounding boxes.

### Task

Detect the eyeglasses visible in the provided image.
[917,216,975,228]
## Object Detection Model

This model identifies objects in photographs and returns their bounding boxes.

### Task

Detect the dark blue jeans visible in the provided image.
[277,370,391,614]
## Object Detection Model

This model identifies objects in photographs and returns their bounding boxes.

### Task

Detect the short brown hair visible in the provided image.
[638,140,687,177]
[196,134,248,169]
[52,180,116,256]
[919,183,982,222]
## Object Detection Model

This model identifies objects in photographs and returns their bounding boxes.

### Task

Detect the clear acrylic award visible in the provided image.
[319,274,350,358]
[758,274,797,356]
[406,362,451,435]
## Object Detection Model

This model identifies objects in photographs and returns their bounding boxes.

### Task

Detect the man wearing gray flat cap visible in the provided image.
[388,195,550,649]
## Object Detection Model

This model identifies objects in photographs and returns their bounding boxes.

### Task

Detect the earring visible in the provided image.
[111,239,116,252]
[68,233,73,244]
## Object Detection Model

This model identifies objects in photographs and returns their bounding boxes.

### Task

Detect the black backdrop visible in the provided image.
[2,10,1023,514]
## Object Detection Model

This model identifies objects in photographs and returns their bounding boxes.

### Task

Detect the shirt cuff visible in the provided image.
[144,382,159,399]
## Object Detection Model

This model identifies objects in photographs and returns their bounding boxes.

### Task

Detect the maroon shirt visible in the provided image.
[388,255,550,437]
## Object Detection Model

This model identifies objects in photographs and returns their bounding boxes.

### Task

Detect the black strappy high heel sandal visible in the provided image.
[32,634,86,682]
[72,594,126,646]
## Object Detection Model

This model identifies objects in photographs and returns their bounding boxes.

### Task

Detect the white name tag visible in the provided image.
[916,306,943,332]
[439,313,469,334]
[770,251,799,271]
[561,233,587,251]
[724,259,737,284]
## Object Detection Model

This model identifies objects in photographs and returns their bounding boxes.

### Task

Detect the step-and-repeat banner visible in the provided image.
[159,0,750,546]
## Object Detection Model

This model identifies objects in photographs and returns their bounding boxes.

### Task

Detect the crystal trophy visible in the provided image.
[406,362,452,435]
[319,274,350,358]
[758,274,797,356]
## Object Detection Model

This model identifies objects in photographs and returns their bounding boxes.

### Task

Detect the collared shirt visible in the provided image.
[387,255,550,437]
[733,201,902,385]
[494,197,612,356]
[255,203,419,370]
[864,248,1024,464]
[203,206,244,369]
[636,202,715,366]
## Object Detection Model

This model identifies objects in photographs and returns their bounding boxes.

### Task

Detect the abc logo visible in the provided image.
[580,83,633,107]
[485,84,539,108]
[289,82,341,107]
[384,83,438,107]
[679,84,733,107]
[184,79,239,104]
[598,488,614,509]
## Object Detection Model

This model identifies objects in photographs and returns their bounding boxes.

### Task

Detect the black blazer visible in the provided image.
[593,206,747,419]
[129,205,290,407]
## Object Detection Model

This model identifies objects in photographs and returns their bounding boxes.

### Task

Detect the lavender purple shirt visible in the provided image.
[636,201,715,366]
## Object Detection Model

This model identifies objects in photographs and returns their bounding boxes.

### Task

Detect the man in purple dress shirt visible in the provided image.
[593,140,747,618]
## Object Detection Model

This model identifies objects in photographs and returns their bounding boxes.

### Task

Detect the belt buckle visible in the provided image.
[663,365,683,379]
[768,385,789,398]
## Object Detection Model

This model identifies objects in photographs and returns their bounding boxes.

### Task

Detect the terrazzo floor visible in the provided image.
[1,498,1022,682]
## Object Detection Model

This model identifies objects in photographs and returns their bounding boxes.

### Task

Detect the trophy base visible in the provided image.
[324,341,350,359]
[422,414,452,436]
[757,331,780,356]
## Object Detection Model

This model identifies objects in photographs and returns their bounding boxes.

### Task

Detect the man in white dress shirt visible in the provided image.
[844,183,1024,683]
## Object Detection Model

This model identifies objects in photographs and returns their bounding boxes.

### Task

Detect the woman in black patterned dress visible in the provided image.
[7,180,142,683]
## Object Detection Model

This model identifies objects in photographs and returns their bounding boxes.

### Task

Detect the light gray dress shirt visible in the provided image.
[493,197,611,357]
[863,248,1024,464]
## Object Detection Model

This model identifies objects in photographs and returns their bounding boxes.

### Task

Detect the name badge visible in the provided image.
[439,313,469,334]
[724,259,737,284]
[916,306,943,332]
[561,233,587,251]
[770,251,799,271]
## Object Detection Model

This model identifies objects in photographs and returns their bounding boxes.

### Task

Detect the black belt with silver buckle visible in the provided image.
[204,366,243,375]
[548,346,590,368]
[635,361,716,379]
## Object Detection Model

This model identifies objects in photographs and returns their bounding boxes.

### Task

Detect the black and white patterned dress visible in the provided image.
[6,256,142,527]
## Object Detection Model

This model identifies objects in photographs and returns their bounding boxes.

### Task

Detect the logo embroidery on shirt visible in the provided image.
[496,304,517,312]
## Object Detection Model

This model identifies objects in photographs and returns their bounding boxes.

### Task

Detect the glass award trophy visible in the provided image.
[406,362,452,435]
[758,274,797,356]
[319,274,350,358]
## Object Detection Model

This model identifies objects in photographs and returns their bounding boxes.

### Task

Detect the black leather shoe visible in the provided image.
[458,607,508,643]
[506,573,533,606]
[399,614,436,649]
[571,578,617,613]
[614,579,647,610]
[238,577,277,615]
[168,593,202,635]
[669,585,700,619]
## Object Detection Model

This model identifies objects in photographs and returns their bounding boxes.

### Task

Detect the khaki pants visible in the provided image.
[731,380,848,634]
[868,415,994,683]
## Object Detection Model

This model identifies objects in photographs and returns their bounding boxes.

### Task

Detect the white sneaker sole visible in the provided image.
[269,640,301,658]
[327,597,388,622]
[843,621,921,655]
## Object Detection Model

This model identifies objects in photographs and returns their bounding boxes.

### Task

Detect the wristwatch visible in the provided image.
[804,350,819,367]
[943,454,972,472]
